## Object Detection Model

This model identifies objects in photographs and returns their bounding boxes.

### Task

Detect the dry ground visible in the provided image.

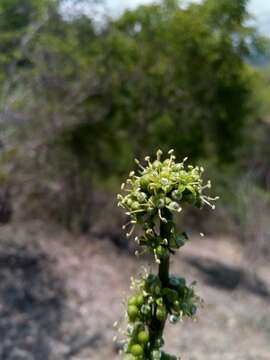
[0,221,269,360]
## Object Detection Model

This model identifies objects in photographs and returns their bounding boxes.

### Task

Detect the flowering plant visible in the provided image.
[116,149,218,360]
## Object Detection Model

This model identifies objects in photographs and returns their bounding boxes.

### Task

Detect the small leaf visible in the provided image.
[174,232,188,248]
[162,288,178,303]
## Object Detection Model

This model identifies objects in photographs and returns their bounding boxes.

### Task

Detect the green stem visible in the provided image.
[159,208,172,286]
[148,208,172,355]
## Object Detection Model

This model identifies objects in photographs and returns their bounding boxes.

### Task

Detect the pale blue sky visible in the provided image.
[106,0,270,35]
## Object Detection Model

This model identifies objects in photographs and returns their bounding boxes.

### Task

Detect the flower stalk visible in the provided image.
[117,149,217,360]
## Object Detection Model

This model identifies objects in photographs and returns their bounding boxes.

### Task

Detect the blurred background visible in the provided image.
[0,0,270,359]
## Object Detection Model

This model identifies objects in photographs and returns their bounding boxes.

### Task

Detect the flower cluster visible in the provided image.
[119,272,199,360]
[117,149,218,260]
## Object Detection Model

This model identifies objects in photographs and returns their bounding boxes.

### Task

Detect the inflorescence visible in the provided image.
[116,149,218,360]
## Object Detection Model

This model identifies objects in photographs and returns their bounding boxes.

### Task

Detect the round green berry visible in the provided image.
[156,306,167,321]
[137,330,149,344]
[128,296,137,306]
[128,305,139,322]
[130,344,144,356]
[173,300,180,311]
[123,355,136,360]
[135,294,144,307]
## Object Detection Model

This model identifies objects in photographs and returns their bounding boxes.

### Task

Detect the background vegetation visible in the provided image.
[0,1,270,359]
[1,0,269,260]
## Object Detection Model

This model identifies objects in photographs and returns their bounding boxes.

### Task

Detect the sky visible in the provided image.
[106,0,270,35]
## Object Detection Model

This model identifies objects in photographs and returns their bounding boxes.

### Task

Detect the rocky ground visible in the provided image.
[0,221,269,360]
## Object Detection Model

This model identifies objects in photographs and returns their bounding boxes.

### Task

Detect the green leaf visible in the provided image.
[175,232,188,248]
[169,232,188,249]
[162,288,178,303]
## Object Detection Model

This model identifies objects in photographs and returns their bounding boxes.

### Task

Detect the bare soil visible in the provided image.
[0,221,269,360]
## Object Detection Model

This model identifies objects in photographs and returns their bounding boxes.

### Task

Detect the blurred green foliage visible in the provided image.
[0,0,269,235]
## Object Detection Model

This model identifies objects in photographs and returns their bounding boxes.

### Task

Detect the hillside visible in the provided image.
[0,222,269,359]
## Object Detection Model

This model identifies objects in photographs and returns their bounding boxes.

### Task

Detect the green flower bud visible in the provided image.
[167,201,180,211]
[156,245,167,258]
[136,191,147,203]
[153,160,161,169]
[156,297,163,306]
[152,195,165,209]
[126,198,133,207]
[140,175,151,191]
[160,177,169,186]
[131,201,140,211]
[173,300,180,311]
[163,159,170,166]
[156,306,167,321]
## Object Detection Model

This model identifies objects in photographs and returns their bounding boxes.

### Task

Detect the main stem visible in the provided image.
[159,208,172,286]
[148,208,173,354]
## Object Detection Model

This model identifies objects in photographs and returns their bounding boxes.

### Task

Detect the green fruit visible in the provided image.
[128,296,137,306]
[137,330,149,344]
[173,300,180,311]
[130,344,144,356]
[123,355,136,360]
[128,305,139,322]
[156,306,167,321]
[135,294,144,307]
